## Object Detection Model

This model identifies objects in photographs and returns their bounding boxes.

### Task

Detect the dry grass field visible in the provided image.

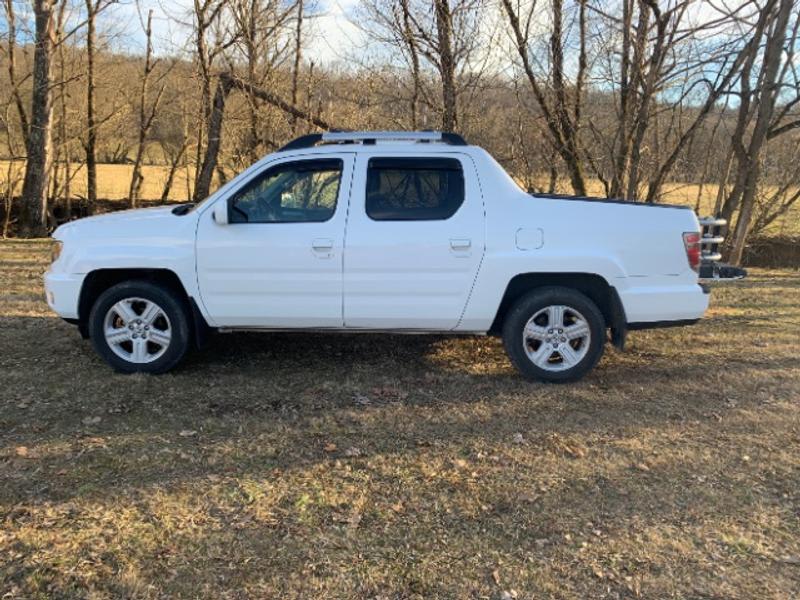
[2,160,800,235]
[1,240,799,599]
[1,160,197,204]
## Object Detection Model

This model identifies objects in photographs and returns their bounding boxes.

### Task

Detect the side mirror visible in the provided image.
[213,202,229,225]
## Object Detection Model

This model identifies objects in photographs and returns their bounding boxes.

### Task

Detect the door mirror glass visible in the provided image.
[213,202,229,225]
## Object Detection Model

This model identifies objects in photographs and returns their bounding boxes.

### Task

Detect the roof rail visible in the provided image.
[279,133,323,151]
[277,130,467,151]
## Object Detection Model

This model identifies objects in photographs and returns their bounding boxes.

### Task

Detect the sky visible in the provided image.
[104,0,365,64]
[2,0,762,80]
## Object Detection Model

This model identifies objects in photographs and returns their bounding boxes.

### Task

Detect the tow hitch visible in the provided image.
[697,217,747,281]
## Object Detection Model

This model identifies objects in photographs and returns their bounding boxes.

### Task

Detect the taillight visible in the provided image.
[683,232,701,272]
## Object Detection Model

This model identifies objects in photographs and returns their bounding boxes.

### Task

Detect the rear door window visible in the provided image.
[365,157,465,221]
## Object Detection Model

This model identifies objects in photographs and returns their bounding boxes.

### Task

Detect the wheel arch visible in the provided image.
[78,268,211,346]
[489,272,626,346]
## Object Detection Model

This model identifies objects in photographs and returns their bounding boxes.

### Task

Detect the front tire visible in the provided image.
[502,286,605,383]
[88,280,191,374]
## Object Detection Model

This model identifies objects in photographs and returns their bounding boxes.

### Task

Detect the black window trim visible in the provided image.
[365,156,466,222]
[228,157,345,224]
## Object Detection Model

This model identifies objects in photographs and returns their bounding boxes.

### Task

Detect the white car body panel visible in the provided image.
[454,149,707,330]
[45,206,199,319]
[342,151,486,329]
[45,139,709,337]
[194,152,355,328]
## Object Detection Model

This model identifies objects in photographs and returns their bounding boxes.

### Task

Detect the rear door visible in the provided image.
[343,153,485,329]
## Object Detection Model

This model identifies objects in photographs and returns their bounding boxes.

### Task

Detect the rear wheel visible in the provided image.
[88,281,191,374]
[502,286,605,383]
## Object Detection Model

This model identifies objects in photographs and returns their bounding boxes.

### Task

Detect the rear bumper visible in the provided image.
[619,282,709,325]
[44,271,84,319]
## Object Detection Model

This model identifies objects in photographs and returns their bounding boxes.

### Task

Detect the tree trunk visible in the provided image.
[57,1,71,217]
[400,0,421,128]
[19,0,57,237]
[194,76,235,202]
[712,146,734,216]
[625,2,662,200]
[85,0,98,212]
[551,0,586,196]
[129,9,158,208]
[192,2,214,192]
[728,0,794,265]
[434,0,457,131]
[194,73,333,202]
[290,0,304,134]
[243,0,260,163]
[609,0,634,198]
[4,0,29,142]
[501,0,587,196]
[161,142,188,203]
[694,112,724,212]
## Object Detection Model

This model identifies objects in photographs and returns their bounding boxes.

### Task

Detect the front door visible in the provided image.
[343,153,485,329]
[196,154,354,327]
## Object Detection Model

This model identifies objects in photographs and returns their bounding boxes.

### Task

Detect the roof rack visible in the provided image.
[278,130,468,152]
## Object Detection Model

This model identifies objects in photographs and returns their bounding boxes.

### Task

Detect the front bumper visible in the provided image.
[44,271,85,319]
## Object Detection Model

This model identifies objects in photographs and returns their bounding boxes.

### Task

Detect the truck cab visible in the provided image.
[45,131,711,382]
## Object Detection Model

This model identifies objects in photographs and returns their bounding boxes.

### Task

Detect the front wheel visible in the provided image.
[88,280,191,374]
[502,287,605,383]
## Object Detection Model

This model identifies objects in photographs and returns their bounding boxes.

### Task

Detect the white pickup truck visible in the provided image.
[45,131,709,382]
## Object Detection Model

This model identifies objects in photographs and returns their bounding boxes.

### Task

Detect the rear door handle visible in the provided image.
[312,238,334,259]
[312,238,334,251]
[450,238,471,250]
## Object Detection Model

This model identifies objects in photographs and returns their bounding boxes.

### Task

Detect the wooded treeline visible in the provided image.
[1,0,799,264]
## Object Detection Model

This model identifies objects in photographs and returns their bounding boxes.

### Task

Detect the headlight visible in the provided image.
[51,240,63,263]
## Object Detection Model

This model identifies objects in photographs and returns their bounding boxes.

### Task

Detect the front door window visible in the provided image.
[229,159,343,224]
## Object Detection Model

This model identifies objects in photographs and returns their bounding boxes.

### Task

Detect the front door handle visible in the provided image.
[312,238,334,251]
[450,238,471,250]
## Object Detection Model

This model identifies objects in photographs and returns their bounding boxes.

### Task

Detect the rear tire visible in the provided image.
[88,280,191,374]
[502,286,605,383]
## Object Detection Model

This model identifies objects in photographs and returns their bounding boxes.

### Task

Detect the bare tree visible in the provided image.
[85,0,98,210]
[1,105,25,237]
[128,9,168,207]
[290,0,304,133]
[399,0,422,127]
[3,0,30,143]
[83,0,116,212]
[19,0,59,237]
[723,0,798,264]
[579,0,754,201]
[1,0,29,234]
[609,0,676,199]
[354,0,487,132]
[749,151,800,236]
[2,0,796,258]
[191,0,240,189]
[228,0,297,164]
[52,0,72,219]
[156,97,192,203]
[502,0,589,195]
[194,72,332,201]
[433,0,458,130]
